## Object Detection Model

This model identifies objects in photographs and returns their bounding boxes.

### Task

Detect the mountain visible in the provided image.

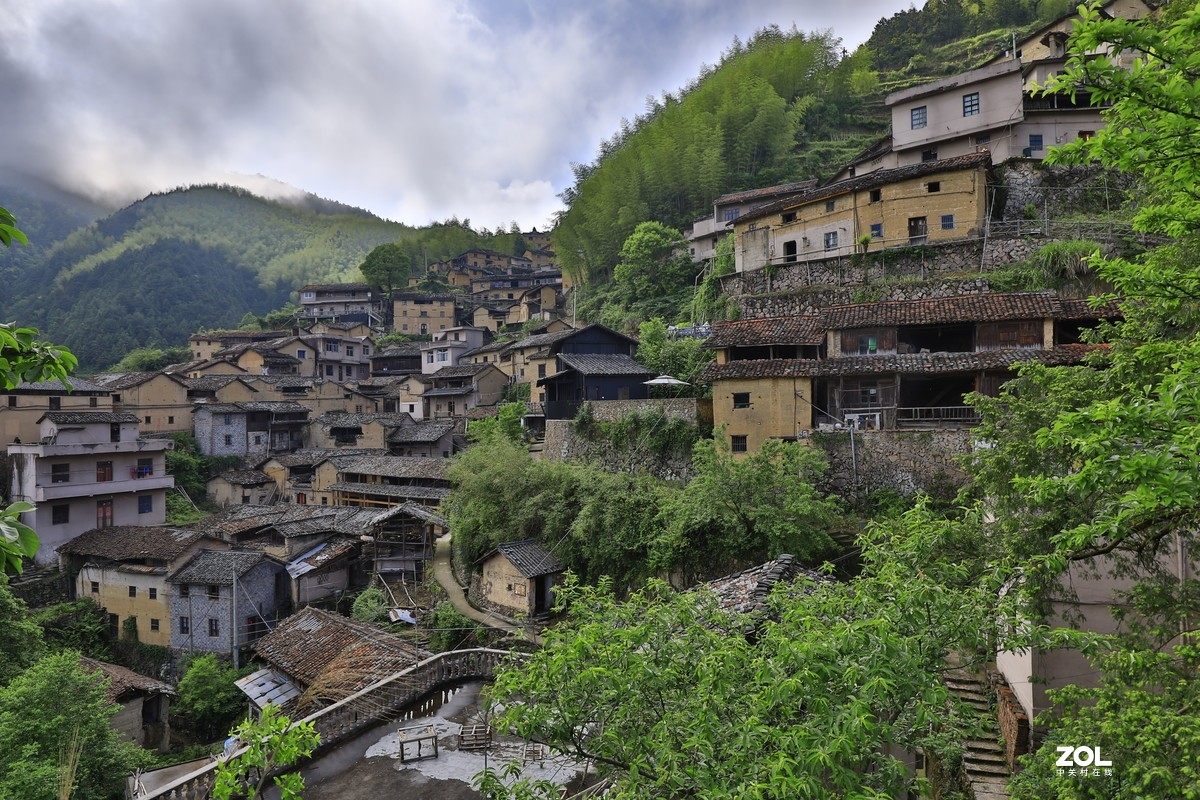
[0,178,113,284]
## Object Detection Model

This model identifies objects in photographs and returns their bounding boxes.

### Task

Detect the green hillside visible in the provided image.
[6,185,524,369]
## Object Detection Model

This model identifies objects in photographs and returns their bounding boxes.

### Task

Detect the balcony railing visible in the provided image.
[896,406,980,426]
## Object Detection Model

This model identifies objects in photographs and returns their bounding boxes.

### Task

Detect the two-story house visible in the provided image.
[192,401,310,457]
[298,283,385,326]
[0,376,114,446]
[420,363,508,419]
[686,180,818,264]
[91,371,192,435]
[419,326,490,374]
[311,454,451,509]
[8,412,174,564]
[168,549,287,655]
[392,292,457,336]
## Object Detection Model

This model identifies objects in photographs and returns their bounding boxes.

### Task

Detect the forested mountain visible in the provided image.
[0,180,111,283]
[4,184,527,370]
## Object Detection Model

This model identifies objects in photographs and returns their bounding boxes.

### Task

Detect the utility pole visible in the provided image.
[231,569,239,669]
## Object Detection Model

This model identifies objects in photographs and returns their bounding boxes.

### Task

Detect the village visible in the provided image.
[0,1,1187,798]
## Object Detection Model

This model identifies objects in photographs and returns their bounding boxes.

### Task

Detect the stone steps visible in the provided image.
[943,662,1011,800]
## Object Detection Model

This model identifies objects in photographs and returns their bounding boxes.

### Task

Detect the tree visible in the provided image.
[0,206,28,247]
[350,585,390,624]
[636,317,713,387]
[612,222,694,305]
[467,402,527,444]
[176,654,249,740]
[0,651,148,800]
[213,705,319,800]
[108,345,192,372]
[358,242,412,297]
[0,576,44,685]
[653,437,840,584]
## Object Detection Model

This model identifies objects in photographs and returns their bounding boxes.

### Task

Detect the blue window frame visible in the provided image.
[911,106,927,129]
[941,214,956,230]
[870,223,883,238]
[1029,134,1044,150]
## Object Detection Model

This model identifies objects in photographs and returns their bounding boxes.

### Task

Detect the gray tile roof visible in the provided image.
[328,483,450,500]
[704,316,825,349]
[90,372,163,389]
[80,657,176,702]
[10,376,110,393]
[212,469,273,486]
[486,539,564,578]
[428,364,490,379]
[57,526,210,561]
[421,385,475,397]
[386,420,455,444]
[820,292,1062,330]
[169,549,273,585]
[555,353,654,376]
[41,411,141,425]
[699,555,832,616]
[327,455,449,480]
[315,411,413,429]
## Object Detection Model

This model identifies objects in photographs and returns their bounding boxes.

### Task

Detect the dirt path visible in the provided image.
[431,534,543,646]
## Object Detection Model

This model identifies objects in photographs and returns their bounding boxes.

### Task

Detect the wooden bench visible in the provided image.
[460,724,491,750]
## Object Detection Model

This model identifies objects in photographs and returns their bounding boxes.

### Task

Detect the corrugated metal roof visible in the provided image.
[235,667,302,710]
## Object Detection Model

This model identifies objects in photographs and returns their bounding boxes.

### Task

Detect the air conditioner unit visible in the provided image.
[843,412,881,430]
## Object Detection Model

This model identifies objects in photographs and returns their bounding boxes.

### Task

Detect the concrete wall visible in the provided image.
[711,377,812,454]
[810,428,973,497]
[471,554,533,618]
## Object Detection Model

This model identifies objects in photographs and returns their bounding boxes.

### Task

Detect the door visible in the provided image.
[908,216,928,244]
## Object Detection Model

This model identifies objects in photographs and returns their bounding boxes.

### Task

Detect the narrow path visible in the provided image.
[431,534,544,646]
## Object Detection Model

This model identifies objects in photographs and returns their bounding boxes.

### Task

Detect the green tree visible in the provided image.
[358,242,412,297]
[350,585,390,624]
[0,651,148,800]
[108,345,192,372]
[213,705,319,800]
[467,402,527,444]
[653,437,840,583]
[612,222,694,305]
[175,654,249,741]
[636,317,713,387]
[0,575,44,685]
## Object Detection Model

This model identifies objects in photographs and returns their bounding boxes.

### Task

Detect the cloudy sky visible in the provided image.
[0,1,911,230]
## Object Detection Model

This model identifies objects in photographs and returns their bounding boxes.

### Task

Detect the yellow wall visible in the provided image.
[478,554,533,616]
[0,391,114,445]
[710,375,814,455]
[114,375,191,435]
[76,566,173,647]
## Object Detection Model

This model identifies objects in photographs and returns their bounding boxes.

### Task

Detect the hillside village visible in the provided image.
[2,0,1196,798]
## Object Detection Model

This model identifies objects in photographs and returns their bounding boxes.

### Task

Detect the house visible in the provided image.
[299,283,385,326]
[348,374,430,417]
[80,657,175,751]
[57,525,224,646]
[304,320,379,340]
[392,292,457,335]
[207,469,277,507]
[369,342,423,377]
[731,152,992,274]
[192,401,310,457]
[503,324,640,401]
[246,606,430,714]
[187,330,290,363]
[7,412,174,565]
[700,292,1110,453]
[284,537,359,606]
[311,454,451,509]
[421,364,508,419]
[386,418,456,458]
[537,354,656,419]
[365,502,447,581]
[167,549,288,655]
[420,326,490,374]
[472,539,564,618]
[209,336,314,378]
[179,374,262,405]
[256,448,386,506]
[686,180,818,264]
[0,376,114,446]
[90,372,192,435]
[238,376,380,416]
[307,411,416,450]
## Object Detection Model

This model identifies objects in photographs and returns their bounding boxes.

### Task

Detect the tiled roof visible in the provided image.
[509,328,577,351]
[188,504,392,540]
[286,538,357,578]
[1057,297,1122,319]
[387,420,455,444]
[371,342,424,357]
[704,316,824,348]
[699,555,831,616]
[740,151,993,224]
[315,411,412,429]
[89,372,162,389]
[168,549,273,585]
[42,411,141,425]
[555,353,655,376]
[196,401,309,414]
[252,606,430,690]
[80,657,175,702]
[714,179,819,207]
[57,526,210,561]
[375,502,448,527]
[261,448,386,468]
[698,344,1104,381]
[820,292,1060,329]
[327,454,449,480]
[300,282,372,292]
[421,385,475,397]
[9,376,110,394]
[483,539,564,578]
[428,364,490,379]
[181,375,256,392]
[328,482,450,500]
[394,292,455,301]
[212,469,273,486]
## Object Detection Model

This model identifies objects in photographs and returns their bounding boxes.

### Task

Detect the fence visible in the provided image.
[135,647,512,799]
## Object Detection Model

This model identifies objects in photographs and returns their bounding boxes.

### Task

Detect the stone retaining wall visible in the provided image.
[811,428,974,497]
[542,417,695,483]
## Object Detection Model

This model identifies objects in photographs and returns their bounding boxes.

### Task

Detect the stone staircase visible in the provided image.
[944,664,1012,800]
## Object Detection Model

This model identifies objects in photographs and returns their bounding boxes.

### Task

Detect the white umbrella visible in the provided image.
[643,375,690,386]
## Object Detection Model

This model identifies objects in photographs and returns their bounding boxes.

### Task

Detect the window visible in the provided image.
[51,463,70,484]
[783,240,797,262]
[96,461,113,482]
[52,504,69,524]
[149,587,157,600]
[781,211,796,223]
[253,434,262,445]
[223,414,233,425]
[208,618,220,637]
[129,586,137,598]
[363,345,370,355]
[49,396,61,410]
[5,396,14,408]
[870,223,883,239]
[90,581,99,594]
[732,392,750,409]
[138,495,153,514]
[346,346,354,357]
[96,499,113,529]
[89,397,98,408]
[448,401,456,415]
[150,619,159,632]
[136,457,153,477]
[975,134,991,145]
[296,349,307,360]
[941,214,956,230]
[325,365,334,376]
[858,335,878,355]
[110,424,121,443]
[224,434,233,446]
[921,148,938,162]
[731,435,748,453]
[206,585,219,600]
[180,585,189,598]
[869,188,881,203]
[823,231,838,250]
[402,324,409,331]
[179,617,190,635]
[911,106,927,129]
[825,200,835,213]
[325,341,340,353]
[927,181,941,193]
[962,92,980,116]
[722,208,741,222]
[1078,130,1095,141]
[436,350,448,362]
[168,416,174,425]
[144,416,152,425]
[537,364,546,379]
[242,494,251,504]
[1029,134,1044,151]
[859,382,880,404]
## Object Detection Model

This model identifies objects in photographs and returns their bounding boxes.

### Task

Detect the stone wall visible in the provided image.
[990,668,1032,771]
[734,277,994,320]
[585,397,712,426]
[1000,161,1136,221]
[542,417,696,483]
[810,428,974,497]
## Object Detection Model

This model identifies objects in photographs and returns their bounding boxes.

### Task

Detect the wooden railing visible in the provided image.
[135,647,513,799]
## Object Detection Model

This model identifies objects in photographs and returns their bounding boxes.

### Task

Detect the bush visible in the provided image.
[351,586,390,624]
[175,654,250,741]
[424,601,483,652]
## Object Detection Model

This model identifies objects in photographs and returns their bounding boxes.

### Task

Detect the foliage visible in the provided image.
[591,408,703,462]
[213,704,319,800]
[374,331,426,347]
[635,317,714,388]
[237,303,300,331]
[0,651,149,800]
[165,491,209,526]
[0,205,28,247]
[358,241,412,295]
[468,402,527,444]
[176,654,250,741]
[106,345,192,372]
[986,240,1102,292]
[425,600,484,652]
[0,503,41,576]
[350,586,390,624]
[165,432,241,503]
[653,437,840,584]
[484,508,1002,799]
[501,380,531,404]
[690,233,737,324]
[0,576,45,685]
[612,222,696,306]
[29,600,109,659]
